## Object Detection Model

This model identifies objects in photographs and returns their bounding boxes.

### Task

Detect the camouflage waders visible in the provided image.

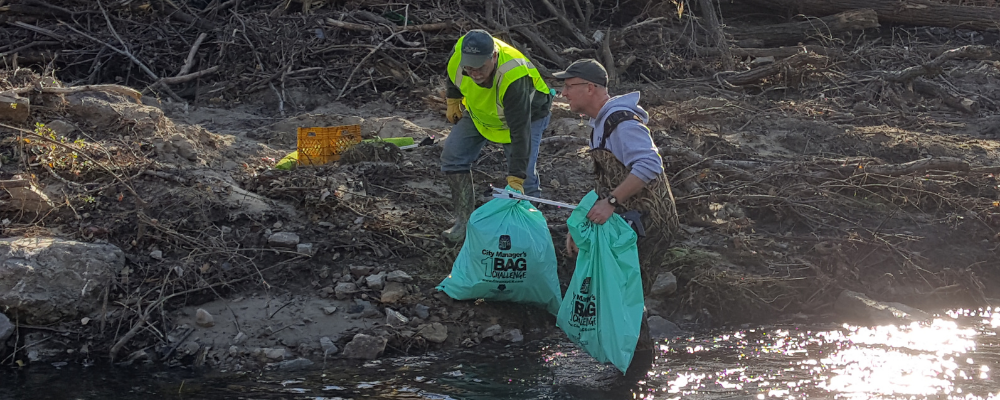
[591,148,680,377]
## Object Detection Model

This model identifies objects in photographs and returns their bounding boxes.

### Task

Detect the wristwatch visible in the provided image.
[606,194,619,207]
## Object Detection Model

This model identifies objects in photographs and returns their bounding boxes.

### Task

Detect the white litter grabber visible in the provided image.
[491,187,647,236]
[491,187,578,209]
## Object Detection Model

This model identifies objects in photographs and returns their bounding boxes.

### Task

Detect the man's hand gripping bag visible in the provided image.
[436,187,562,315]
[557,191,644,374]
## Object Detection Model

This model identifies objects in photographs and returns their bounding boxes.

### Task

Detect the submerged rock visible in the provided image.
[0,312,13,343]
[648,316,685,339]
[319,337,339,355]
[834,290,931,325]
[342,334,387,359]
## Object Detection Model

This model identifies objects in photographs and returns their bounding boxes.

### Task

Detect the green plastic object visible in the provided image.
[364,137,414,147]
[557,190,644,374]
[436,186,562,315]
[275,151,298,170]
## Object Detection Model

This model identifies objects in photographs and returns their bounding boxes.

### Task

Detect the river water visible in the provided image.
[3,308,1000,400]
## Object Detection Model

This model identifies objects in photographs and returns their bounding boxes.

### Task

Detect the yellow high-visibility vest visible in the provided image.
[447,37,550,143]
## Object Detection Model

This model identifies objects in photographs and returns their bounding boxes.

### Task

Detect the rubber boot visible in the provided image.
[442,172,475,243]
[625,310,654,379]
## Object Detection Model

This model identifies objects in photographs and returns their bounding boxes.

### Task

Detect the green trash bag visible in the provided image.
[556,190,643,374]
[436,187,562,315]
[274,151,298,170]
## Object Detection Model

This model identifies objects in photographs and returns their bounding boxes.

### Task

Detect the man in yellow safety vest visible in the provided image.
[441,29,553,243]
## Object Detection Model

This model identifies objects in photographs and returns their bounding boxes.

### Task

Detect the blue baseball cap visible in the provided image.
[460,29,495,68]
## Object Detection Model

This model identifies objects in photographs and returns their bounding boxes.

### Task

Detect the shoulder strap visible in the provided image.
[598,110,644,149]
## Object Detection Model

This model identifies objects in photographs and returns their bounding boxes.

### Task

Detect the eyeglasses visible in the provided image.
[559,82,591,92]
[463,64,490,75]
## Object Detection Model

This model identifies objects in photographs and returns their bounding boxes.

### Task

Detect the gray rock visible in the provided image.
[1,185,55,214]
[322,306,338,315]
[0,238,124,324]
[149,250,164,260]
[354,299,381,318]
[349,265,374,278]
[195,308,215,327]
[414,304,430,320]
[417,322,448,344]
[834,290,931,325]
[263,347,288,360]
[276,357,314,370]
[334,282,358,299]
[380,281,408,304]
[497,329,523,343]
[648,316,685,339]
[386,308,409,327]
[233,332,247,345]
[268,232,300,248]
[366,272,387,290]
[0,312,13,343]
[481,324,503,339]
[319,336,339,355]
[296,243,314,255]
[44,120,78,136]
[386,270,413,283]
[0,93,29,123]
[650,272,678,297]
[341,333,387,359]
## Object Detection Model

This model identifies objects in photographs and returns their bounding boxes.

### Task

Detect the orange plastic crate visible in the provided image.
[296,125,362,165]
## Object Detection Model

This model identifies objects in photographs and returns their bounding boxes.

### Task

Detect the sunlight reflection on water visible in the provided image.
[7,309,1000,400]
[641,308,1000,400]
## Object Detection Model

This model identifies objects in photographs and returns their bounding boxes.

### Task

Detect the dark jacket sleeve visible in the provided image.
[446,77,463,99]
[502,76,534,179]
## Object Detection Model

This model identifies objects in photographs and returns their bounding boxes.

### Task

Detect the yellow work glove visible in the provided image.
[506,176,525,193]
[446,98,463,124]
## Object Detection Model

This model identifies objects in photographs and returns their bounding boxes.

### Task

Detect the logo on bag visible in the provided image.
[570,279,597,328]
[499,235,511,250]
[481,248,528,280]
[497,284,507,291]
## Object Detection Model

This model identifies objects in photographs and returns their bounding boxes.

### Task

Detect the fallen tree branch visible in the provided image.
[324,18,460,32]
[177,32,207,77]
[729,9,879,47]
[743,0,1000,32]
[883,45,996,82]
[912,78,979,114]
[721,52,828,86]
[512,26,568,68]
[0,179,30,189]
[160,66,219,85]
[538,0,591,46]
[855,157,970,176]
[11,84,142,102]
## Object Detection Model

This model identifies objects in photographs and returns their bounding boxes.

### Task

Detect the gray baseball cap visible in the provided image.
[459,30,495,68]
[552,59,609,87]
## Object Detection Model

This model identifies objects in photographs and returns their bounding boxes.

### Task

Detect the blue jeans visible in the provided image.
[440,113,551,198]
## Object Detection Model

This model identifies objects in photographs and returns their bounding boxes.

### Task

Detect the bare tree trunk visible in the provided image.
[728,9,879,46]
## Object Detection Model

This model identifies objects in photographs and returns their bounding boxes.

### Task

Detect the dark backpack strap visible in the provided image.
[598,110,644,149]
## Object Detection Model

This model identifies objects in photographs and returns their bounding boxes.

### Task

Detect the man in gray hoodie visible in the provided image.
[555,58,680,377]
